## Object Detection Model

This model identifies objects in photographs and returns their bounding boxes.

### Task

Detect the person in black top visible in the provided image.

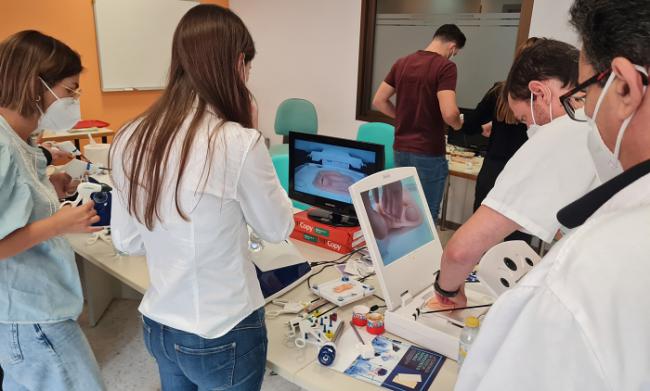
[461,82,527,209]
[460,82,531,242]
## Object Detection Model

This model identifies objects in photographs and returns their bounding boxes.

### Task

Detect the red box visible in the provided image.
[293,209,363,246]
[290,230,365,254]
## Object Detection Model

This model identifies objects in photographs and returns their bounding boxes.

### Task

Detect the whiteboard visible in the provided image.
[93,0,199,91]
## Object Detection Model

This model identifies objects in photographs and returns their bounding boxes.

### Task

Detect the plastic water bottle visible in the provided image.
[458,316,480,368]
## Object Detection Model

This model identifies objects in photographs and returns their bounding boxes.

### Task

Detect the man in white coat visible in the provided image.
[435,40,598,306]
[455,0,650,389]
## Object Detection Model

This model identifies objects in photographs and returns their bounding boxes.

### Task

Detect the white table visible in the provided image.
[440,156,483,230]
[70,234,458,390]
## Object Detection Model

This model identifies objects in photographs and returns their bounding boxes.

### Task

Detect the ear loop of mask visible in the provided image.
[591,71,617,124]
[529,92,537,125]
[548,87,554,122]
[614,66,648,156]
[593,65,649,158]
[36,77,61,116]
[39,77,61,100]
[530,86,554,125]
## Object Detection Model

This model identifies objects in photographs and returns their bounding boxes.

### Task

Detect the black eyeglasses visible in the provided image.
[560,69,610,122]
[561,68,650,122]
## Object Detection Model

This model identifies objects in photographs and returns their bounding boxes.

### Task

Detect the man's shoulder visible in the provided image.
[511,117,591,166]
[549,204,650,288]
[481,116,596,241]
[538,115,591,141]
[393,51,418,66]
[546,205,650,362]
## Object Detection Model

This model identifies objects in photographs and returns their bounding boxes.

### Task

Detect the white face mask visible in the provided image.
[527,90,553,138]
[586,65,649,183]
[37,78,81,134]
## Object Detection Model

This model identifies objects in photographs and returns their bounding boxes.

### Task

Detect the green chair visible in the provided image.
[357,122,395,169]
[269,98,318,156]
[271,152,309,210]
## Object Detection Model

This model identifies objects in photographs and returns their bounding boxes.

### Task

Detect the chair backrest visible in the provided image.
[274,98,318,137]
[356,122,395,169]
[476,240,542,298]
[271,151,309,210]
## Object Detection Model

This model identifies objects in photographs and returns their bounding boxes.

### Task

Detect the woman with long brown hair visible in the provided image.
[110,5,294,390]
[0,30,105,390]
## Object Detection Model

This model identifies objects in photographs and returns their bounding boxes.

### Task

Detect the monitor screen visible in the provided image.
[289,133,384,217]
[359,176,434,266]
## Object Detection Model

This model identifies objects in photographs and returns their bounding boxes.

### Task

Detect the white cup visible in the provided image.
[83,144,110,167]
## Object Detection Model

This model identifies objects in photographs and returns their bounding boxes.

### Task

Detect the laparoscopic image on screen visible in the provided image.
[294,140,379,204]
[361,176,435,266]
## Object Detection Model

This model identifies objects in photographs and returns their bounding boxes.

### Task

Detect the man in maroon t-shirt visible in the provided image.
[373,24,465,222]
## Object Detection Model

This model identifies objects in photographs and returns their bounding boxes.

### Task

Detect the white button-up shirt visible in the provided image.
[482,113,599,243]
[110,110,294,338]
[457,171,650,390]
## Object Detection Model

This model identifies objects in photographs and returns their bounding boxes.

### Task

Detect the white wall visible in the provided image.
[528,0,580,47]
[373,14,519,109]
[229,1,504,226]
[230,0,364,144]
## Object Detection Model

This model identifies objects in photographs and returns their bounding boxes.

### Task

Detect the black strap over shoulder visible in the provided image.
[557,159,650,229]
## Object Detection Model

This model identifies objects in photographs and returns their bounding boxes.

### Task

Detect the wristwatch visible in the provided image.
[434,271,460,298]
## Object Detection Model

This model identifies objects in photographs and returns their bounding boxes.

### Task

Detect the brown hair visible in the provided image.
[112,4,256,230]
[495,37,541,124]
[504,38,579,101]
[0,30,82,117]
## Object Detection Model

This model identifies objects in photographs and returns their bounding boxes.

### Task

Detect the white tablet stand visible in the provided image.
[349,167,494,360]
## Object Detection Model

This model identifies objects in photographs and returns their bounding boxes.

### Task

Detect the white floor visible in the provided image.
[79,300,304,391]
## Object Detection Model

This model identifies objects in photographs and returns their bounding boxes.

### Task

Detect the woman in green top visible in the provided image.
[0,31,105,390]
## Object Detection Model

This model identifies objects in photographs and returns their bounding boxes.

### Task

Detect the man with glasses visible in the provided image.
[435,39,598,307]
[455,1,650,389]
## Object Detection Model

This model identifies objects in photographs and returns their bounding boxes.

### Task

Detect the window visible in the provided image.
[356,0,534,122]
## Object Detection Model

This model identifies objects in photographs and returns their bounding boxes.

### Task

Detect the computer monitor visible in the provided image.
[289,132,384,227]
[348,167,442,310]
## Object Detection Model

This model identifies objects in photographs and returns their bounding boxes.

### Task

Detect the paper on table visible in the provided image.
[330,327,445,391]
[393,376,419,389]
[395,374,422,382]
[393,373,423,389]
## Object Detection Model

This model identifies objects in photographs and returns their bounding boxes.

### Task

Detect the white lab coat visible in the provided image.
[111,109,295,339]
[482,113,598,243]
[456,172,650,390]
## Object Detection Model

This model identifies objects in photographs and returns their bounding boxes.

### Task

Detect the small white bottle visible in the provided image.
[458,316,480,368]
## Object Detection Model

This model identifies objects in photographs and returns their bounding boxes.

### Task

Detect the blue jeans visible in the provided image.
[394,151,449,220]
[142,308,268,391]
[0,320,105,391]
